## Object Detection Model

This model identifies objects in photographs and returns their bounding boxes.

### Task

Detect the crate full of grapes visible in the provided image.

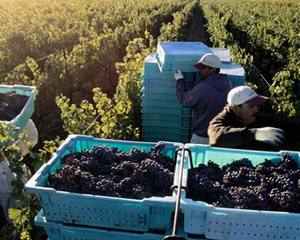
[26,135,183,232]
[181,144,300,240]
[0,84,36,139]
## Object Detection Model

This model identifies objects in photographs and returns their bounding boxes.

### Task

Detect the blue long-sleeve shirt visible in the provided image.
[176,73,231,137]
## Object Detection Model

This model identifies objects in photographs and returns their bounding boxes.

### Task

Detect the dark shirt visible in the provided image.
[176,73,231,137]
[208,105,300,151]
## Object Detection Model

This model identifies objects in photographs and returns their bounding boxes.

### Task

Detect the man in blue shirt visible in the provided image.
[175,53,231,144]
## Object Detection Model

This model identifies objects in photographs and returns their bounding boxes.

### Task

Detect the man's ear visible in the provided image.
[209,68,217,74]
[231,105,241,114]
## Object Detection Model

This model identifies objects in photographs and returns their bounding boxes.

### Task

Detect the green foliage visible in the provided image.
[6,201,44,240]
[0,123,43,240]
[270,66,300,117]
[200,0,263,92]
[56,86,137,139]
[2,58,45,88]
[205,0,300,117]
[159,0,197,42]
[56,32,156,140]
[32,137,62,173]
[0,124,24,200]
[8,208,31,240]
[0,0,186,141]
[55,0,197,141]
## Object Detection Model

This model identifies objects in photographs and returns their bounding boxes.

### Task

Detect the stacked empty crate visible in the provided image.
[141,42,245,143]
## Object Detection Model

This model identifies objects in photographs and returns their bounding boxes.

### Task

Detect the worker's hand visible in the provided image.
[174,69,184,81]
[255,127,286,147]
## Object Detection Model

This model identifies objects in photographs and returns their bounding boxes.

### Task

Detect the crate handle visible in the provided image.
[163,147,187,240]
[208,211,228,217]
[186,148,193,169]
[174,148,193,169]
[63,229,77,236]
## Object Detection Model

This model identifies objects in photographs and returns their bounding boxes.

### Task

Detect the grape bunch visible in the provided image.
[48,143,175,199]
[187,154,300,212]
[0,92,29,121]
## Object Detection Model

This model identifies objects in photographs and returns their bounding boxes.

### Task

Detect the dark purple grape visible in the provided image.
[47,143,175,199]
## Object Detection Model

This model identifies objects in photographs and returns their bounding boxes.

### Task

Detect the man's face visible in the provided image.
[198,66,215,79]
[234,102,260,125]
[199,67,209,79]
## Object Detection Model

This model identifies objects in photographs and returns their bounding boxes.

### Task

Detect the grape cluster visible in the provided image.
[48,143,175,199]
[0,92,29,121]
[187,154,300,212]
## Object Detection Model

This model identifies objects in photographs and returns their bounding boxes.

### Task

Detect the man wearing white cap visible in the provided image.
[175,53,231,144]
[208,86,299,150]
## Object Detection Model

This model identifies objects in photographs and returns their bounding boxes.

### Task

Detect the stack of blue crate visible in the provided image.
[141,42,245,143]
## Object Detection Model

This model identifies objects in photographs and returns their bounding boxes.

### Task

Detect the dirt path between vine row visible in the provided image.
[187,6,211,46]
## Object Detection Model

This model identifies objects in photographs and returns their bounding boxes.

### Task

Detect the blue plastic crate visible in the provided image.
[142,92,178,102]
[142,78,177,89]
[143,53,159,70]
[34,210,167,240]
[142,136,189,144]
[142,70,174,82]
[143,54,174,80]
[26,135,183,232]
[209,47,231,63]
[141,108,185,117]
[142,123,190,130]
[156,42,212,72]
[142,100,181,110]
[142,125,190,134]
[142,113,191,122]
[35,210,206,240]
[141,106,191,116]
[220,63,245,87]
[142,85,176,95]
[181,144,300,240]
[142,133,190,145]
[0,84,36,139]
[142,74,200,90]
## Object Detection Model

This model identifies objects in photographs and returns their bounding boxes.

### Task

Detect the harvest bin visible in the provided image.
[180,144,300,240]
[25,135,183,232]
[0,84,36,139]
[35,210,207,240]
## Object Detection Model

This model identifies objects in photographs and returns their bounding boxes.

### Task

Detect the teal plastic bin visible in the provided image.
[156,42,212,72]
[26,135,183,232]
[181,144,300,240]
[142,113,190,122]
[34,210,168,240]
[210,47,231,62]
[34,210,207,240]
[220,63,245,87]
[0,84,36,139]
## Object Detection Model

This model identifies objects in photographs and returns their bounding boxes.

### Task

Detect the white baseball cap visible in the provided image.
[194,53,222,70]
[227,86,268,106]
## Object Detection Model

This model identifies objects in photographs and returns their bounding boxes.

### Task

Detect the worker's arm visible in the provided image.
[174,69,202,108]
[258,113,300,141]
[208,110,286,148]
[176,79,203,108]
